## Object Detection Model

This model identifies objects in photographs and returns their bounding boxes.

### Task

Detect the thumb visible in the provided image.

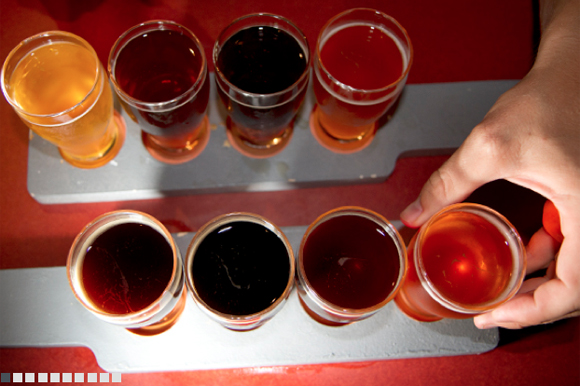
[400,135,500,227]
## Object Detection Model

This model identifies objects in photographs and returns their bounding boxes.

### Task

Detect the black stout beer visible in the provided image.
[213,14,310,157]
[186,213,295,330]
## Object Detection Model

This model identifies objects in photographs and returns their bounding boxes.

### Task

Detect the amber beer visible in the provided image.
[1,31,124,169]
[394,203,527,322]
[310,9,412,154]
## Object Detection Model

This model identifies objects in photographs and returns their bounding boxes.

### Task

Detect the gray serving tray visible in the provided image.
[27,76,518,204]
[0,224,498,373]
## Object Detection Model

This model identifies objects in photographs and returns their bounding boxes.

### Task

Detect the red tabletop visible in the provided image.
[1,0,578,385]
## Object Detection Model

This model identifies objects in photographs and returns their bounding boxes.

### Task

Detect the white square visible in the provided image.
[100,373,110,382]
[50,373,60,383]
[13,373,23,382]
[74,373,84,383]
[62,373,72,382]
[38,373,48,382]
[112,373,122,383]
[87,373,97,382]
[25,373,34,382]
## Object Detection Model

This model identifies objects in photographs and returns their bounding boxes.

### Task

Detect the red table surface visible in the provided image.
[0,0,578,385]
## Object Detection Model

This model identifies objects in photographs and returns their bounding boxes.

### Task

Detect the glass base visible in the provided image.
[225,117,293,159]
[59,111,126,169]
[126,287,188,336]
[298,296,352,327]
[142,115,210,165]
[394,290,442,323]
[309,105,377,154]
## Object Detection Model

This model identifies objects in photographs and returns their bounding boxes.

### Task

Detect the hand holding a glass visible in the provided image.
[400,0,580,329]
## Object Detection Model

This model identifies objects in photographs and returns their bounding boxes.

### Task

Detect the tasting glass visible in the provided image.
[394,203,527,322]
[67,210,186,335]
[185,213,295,331]
[109,20,210,164]
[310,8,413,153]
[1,31,125,169]
[297,207,407,325]
[213,13,310,158]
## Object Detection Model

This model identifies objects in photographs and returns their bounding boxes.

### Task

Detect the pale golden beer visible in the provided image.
[1,31,124,169]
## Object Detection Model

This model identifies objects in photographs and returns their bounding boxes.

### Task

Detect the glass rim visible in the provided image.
[1,30,102,120]
[185,212,296,323]
[298,206,407,317]
[108,19,208,112]
[66,210,182,323]
[212,13,311,102]
[315,8,414,94]
[414,203,527,314]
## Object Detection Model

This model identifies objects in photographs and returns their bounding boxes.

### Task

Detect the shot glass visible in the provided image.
[67,210,187,336]
[297,207,407,325]
[213,13,310,158]
[394,203,527,322]
[185,213,295,330]
[109,20,210,164]
[2,31,125,169]
[310,8,413,153]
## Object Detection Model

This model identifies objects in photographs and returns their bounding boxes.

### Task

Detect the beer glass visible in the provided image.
[2,31,125,169]
[67,210,186,335]
[185,213,295,330]
[310,8,413,153]
[213,14,310,158]
[394,203,527,322]
[297,207,407,325]
[109,20,210,164]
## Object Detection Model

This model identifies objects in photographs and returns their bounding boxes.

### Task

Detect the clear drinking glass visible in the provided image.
[2,31,125,169]
[310,8,413,153]
[67,210,186,335]
[185,213,295,330]
[109,20,210,164]
[213,13,310,158]
[394,203,527,322]
[297,207,407,325]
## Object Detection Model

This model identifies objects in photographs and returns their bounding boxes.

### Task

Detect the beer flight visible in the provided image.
[2,9,527,335]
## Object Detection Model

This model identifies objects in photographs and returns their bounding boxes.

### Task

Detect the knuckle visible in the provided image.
[426,167,456,202]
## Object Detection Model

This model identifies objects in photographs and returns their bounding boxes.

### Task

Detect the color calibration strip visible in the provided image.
[1,373,121,383]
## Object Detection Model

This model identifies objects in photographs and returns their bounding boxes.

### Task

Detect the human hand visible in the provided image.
[400,0,580,328]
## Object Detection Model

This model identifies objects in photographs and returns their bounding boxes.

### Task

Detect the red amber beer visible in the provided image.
[395,203,527,322]
[109,20,210,164]
[311,8,413,153]
[2,31,124,169]
[67,210,186,335]
[297,207,407,325]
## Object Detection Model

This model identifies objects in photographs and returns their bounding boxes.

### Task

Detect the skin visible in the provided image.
[400,0,580,329]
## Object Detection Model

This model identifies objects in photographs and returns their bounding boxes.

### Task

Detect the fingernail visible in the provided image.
[475,322,495,330]
[474,316,496,329]
[401,200,423,226]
